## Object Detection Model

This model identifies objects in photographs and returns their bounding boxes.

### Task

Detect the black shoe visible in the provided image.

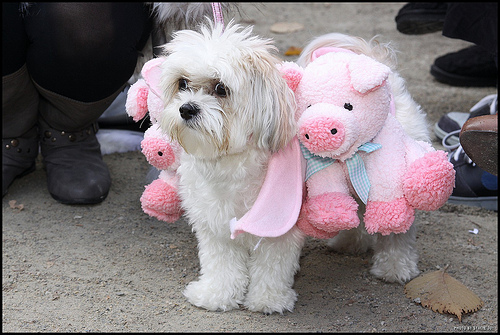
[460,114,498,176]
[395,2,447,35]
[2,127,39,196]
[39,119,111,204]
[447,146,497,211]
[434,94,497,146]
[430,45,498,87]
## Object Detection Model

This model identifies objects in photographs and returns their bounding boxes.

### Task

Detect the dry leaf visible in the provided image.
[404,266,484,322]
[270,22,304,34]
[8,200,24,211]
[284,46,303,56]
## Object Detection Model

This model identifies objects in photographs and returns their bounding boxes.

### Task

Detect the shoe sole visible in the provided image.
[50,192,109,205]
[433,122,460,145]
[447,196,498,211]
[460,120,498,176]
[430,65,498,87]
[2,163,36,197]
[397,20,444,35]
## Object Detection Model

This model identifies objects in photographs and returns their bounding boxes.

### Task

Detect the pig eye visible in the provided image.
[306,104,312,108]
[344,103,353,111]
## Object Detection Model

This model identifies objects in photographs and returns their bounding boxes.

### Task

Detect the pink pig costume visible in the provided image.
[280,47,455,238]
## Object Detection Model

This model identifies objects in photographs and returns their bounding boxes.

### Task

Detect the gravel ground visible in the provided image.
[3,3,497,332]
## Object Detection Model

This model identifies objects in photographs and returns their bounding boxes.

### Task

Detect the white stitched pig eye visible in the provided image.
[344,102,353,111]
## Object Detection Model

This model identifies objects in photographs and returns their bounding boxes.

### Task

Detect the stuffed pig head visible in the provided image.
[281,48,393,162]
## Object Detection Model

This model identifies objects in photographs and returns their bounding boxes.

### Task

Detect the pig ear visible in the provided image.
[348,54,391,94]
[141,57,166,98]
[278,61,304,92]
[311,47,355,61]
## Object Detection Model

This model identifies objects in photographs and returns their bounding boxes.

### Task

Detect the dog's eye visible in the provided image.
[344,103,353,111]
[178,78,188,91]
[214,82,228,97]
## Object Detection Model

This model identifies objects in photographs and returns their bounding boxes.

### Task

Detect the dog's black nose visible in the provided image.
[179,103,199,120]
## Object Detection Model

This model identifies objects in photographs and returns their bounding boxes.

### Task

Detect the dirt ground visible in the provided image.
[2,3,497,332]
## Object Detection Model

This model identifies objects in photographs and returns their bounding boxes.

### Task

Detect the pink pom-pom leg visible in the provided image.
[364,198,415,235]
[140,179,183,223]
[296,209,339,239]
[304,192,360,233]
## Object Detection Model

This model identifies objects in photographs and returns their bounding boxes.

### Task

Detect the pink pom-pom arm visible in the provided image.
[403,150,455,210]
[140,178,182,223]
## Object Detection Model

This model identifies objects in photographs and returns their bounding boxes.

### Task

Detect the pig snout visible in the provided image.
[299,117,345,152]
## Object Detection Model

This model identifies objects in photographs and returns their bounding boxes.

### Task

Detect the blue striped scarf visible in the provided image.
[300,142,382,204]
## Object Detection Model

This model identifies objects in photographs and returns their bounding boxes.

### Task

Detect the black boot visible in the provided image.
[35,81,123,204]
[2,128,39,196]
[38,117,111,204]
[2,65,40,196]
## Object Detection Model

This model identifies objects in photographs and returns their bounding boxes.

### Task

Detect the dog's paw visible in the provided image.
[183,279,242,312]
[370,251,419,284]
[244,287,297,314]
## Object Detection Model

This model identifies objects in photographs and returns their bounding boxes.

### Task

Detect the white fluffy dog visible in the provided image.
[296,32,431,284]
[156,21,306,314]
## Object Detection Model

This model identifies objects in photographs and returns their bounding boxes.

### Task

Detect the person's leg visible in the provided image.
[430,45,498,87]
[395,3,498,88]
[442,2,498,63]
[397,3,498,210]
[2,3,40,196]
[433,3,498,141]
[23,3,153,203]
[430,2,498,87]
[26,3,153,104]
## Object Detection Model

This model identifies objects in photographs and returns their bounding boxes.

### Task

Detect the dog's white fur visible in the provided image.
[131,3,239,84]
[297,33,428,284]
[157,20,305,314]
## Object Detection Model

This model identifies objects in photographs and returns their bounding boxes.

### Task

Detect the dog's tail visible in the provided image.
[296,32,398,70]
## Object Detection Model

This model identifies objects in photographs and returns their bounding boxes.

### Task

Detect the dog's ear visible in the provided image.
[278,61,303,92]
[250,59,297,153]
[347,54,391,94]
